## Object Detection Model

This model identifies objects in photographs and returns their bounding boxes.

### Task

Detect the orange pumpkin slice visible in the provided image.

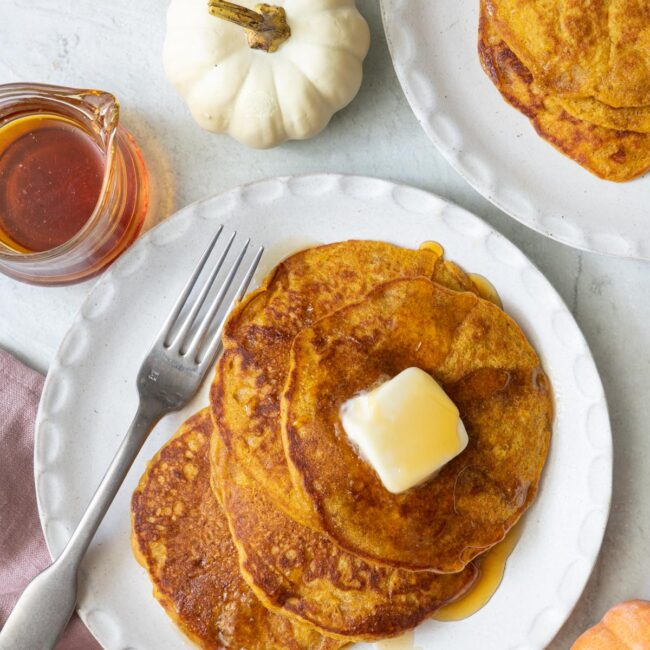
[572,600,650,649]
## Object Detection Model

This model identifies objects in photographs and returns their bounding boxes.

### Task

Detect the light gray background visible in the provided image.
[1,1,648,647]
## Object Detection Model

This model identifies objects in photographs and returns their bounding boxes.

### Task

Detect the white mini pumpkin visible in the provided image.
[164,0,370,148]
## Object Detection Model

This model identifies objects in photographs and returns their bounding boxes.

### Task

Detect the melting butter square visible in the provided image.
[340,367,468,494]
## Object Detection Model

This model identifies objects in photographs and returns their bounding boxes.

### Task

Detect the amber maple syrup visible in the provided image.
[370,243,513,646]
[0,113,105,252]
[371,524,523,649]
[468,273,502,308]
[433,520,523,621]
[419,240,445,258]
[419,241,502,307]
[0,83,149,284]
[419,241,517,621]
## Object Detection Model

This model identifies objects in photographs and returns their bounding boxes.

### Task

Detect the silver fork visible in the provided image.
[0,227,263,650]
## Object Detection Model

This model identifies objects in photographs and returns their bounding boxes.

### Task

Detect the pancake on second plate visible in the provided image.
[213,430,478,642]
[211,241,479,529]
[485,0,650,108]
[558,96,650,135]
[282,278,553,572]
[131,409,341,650]
[479,4,650,182]
[485,0,650,134]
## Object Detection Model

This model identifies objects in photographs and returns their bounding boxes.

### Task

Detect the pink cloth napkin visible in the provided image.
[0,348,101,649]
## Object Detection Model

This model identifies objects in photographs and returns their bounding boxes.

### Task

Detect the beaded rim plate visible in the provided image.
[380,0,650,260]
[35,175,611,649]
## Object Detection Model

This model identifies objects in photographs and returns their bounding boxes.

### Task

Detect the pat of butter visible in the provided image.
[340,367,468,494]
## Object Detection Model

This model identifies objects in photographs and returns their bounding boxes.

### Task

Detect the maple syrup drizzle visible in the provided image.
[373,242,513,646]
[419,240,444,258]
[433,520,523,622]
[0,113,105,252]
[419,242,516,621]
[419,241,502,307]
[371,524,524,649]
[468,273,502,308]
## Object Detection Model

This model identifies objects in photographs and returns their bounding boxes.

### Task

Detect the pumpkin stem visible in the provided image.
[207,1,291,53]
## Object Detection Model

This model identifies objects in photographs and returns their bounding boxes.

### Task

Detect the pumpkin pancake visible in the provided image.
[485,0,650,108]
[479,4,650,182]
[131,409,342,650]
[558,96,650,135]
[282,278,553,572]
[210,241,480,529]
[213,430,478,642]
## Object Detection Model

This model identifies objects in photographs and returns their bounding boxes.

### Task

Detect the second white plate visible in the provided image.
[35,175,611,650]
[381,0,650,259]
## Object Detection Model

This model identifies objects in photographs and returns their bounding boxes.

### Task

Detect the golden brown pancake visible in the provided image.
[485,0,650,108]
[213,431,478,642]
[131,409,342,650]
[479,5,650,182]
[558,96,650,134]
[282,278,553,572]
[211,241,479,529]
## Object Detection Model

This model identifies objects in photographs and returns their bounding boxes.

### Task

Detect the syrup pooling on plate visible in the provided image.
[434,520,524,621]
[0,113,104,252]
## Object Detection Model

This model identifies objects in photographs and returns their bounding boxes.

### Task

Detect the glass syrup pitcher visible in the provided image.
[0,83,149,285]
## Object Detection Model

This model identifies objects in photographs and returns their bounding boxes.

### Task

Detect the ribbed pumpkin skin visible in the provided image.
[571,600,650,650]
[163,0,370,148]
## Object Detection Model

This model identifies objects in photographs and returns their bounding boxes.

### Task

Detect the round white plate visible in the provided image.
[380,0,650,260]
[35,175,611,650]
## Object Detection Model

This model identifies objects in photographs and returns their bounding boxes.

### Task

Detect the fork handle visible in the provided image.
[0,401,160,650]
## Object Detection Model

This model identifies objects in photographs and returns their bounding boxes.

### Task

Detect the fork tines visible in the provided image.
[159,226,263,367]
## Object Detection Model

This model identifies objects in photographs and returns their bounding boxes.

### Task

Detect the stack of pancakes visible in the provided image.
[479,0,650,181]
[132,241,553,648]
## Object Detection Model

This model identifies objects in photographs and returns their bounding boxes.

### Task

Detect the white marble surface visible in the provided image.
[0,1,648,647]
